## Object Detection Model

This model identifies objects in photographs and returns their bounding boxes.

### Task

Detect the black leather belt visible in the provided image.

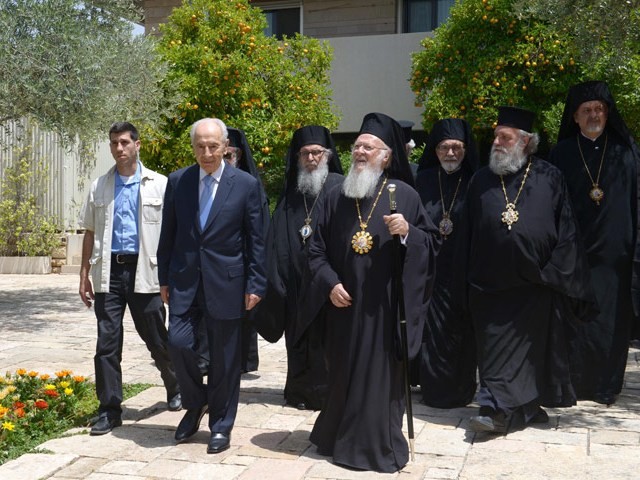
[112,253,139,265]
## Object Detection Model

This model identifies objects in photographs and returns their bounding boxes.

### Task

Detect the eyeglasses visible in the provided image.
[351,143,388,154]
[298,149,328,159]
[436,144,465,154]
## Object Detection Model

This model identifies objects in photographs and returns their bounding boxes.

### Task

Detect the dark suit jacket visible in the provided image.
[157,163,266,319]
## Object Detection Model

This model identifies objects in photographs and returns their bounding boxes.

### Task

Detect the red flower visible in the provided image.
[43,389,59,398]
[13,401,25,409]
[35,400,48,409]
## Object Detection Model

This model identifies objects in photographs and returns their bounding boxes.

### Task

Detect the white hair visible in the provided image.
[190,118,228,145]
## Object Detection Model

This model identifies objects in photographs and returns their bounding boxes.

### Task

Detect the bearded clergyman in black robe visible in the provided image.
[548,81,640,405]
[302,112,439,473]
[414,118,479,408]
[464,107,595,434]
[255,125,343,410]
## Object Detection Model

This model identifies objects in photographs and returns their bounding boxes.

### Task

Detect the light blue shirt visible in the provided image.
[111,162,141,253]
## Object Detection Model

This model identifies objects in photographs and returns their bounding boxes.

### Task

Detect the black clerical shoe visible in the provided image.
[531,406,549,424]
[90,414,122,436]
[174,405,208,443]
[207,432,231,454]
[167,393,182,412]
[593,393,617,406]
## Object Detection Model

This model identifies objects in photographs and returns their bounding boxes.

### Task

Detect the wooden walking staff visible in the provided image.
[387,183,415,462]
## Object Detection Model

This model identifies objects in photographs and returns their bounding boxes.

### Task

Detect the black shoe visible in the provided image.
[90,414,122,435]
[531,406,549,424]
[175,405,208,443]
[469,409,509,433]
[207,432,230,454]
[593,393,617,406]
[167,393,182,412]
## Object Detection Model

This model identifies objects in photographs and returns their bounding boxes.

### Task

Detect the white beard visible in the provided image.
[342,162,384,199]
[297,162,329,197]
[489,142,528,175]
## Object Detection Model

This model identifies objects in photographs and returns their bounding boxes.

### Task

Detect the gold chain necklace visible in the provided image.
[500,159,532,230]
[300,192,321,244]
[352,176,388,254]
[576,134,607,205]
[438,168,462,239]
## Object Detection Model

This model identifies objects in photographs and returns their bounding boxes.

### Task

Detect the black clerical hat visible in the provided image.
[358,112,415,186]
[282,125,342,196]
[497,106,535,133]
[417,118,479,173]
[565,80,613,113]
[226,127,260,179]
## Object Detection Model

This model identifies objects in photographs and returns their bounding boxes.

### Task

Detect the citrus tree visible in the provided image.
[141,0,339,194]
[410,0,582,152]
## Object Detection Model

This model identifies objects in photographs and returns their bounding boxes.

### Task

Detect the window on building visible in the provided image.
[404,0,456,33]
[256,1,301,39]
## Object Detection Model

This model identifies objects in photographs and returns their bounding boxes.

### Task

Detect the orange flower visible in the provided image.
[16,369,27,376]
[15,407,25,418]
[73,376,85,383]
[55,370,72,378]
[35,399,48,409]
[0,406,9,418]
[40,374,50,381]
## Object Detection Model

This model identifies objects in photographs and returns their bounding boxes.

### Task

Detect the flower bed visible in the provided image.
[0,369,96,465]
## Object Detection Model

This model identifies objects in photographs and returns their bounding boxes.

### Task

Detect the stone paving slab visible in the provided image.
[0,274,639,480]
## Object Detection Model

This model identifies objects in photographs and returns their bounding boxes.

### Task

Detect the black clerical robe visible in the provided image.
[415,166,476,408]
[549,133,636,399]
[304,177,438,473]
[463,158,594,411]
[259,172,343,409]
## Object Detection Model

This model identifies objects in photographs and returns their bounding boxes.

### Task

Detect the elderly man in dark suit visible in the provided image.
[157,117,266,454]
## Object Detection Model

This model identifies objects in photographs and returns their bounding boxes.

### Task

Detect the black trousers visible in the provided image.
[168,283,242,434]
[94,260,179,417]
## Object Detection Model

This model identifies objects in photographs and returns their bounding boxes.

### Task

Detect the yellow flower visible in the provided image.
[44,384,57,391]
[2,421,15,431]
[6,386,16,394]
[0,406,9,418]
[16,369,27,376]
[59,381,70,388]
[64,388,74,396]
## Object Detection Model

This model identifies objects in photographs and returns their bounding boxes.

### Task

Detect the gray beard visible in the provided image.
[489,145,528,175]
[297,162,329,197]
[342,163,383,199]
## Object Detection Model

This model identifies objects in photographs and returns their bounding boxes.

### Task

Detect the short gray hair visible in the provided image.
[190,118,228,146]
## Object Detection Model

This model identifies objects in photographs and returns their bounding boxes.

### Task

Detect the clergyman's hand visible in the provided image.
[383,213,409,237]
[329,283,352,308]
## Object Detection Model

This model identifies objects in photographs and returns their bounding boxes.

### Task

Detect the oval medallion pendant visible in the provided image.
[351,230,373,254]
[589,185,604,205]
[439,215,454,238]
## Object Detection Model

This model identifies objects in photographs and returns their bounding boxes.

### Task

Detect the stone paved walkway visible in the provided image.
[0,274,639,479]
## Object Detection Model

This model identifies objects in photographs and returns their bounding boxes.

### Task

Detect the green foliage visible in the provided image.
[140,0,339,186]
[411,0,640,150]
[0,368,151,465]
[0,0,177,146]
[512,0,640,141]
[0,145,61,257]
[0,369,94,465]
[411,0,583,150]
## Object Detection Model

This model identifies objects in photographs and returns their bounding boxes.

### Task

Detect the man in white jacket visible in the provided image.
[79,122,180,435]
